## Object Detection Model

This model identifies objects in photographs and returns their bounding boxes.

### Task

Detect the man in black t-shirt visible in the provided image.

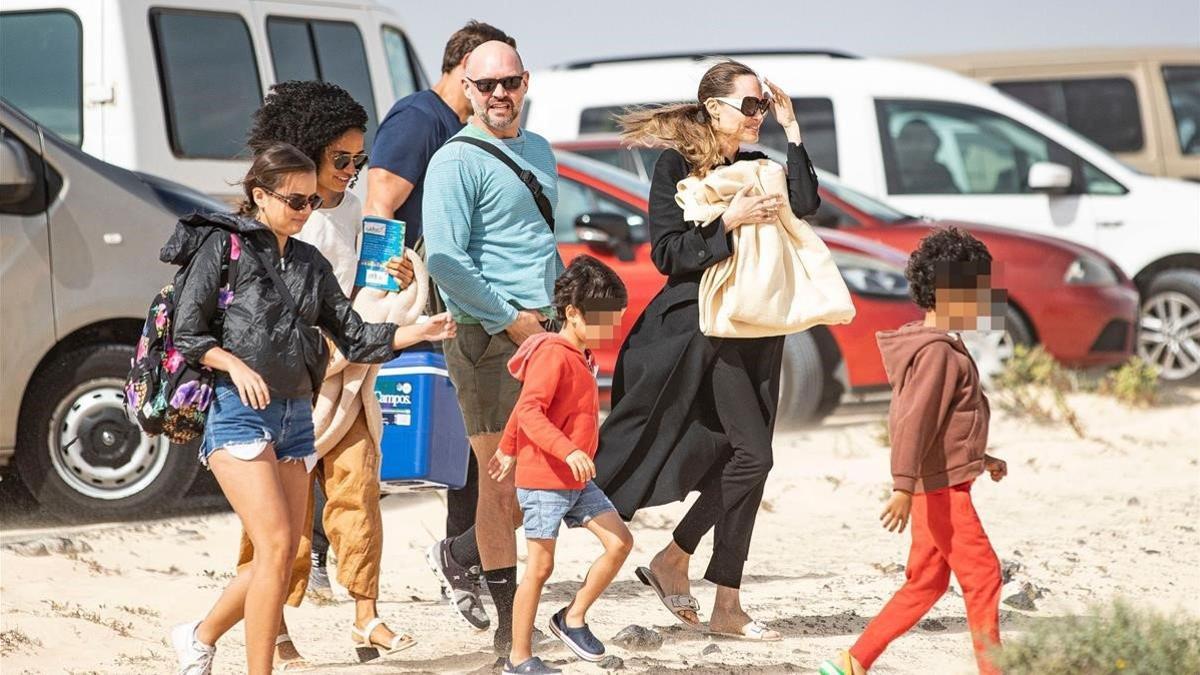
[362,20,515,634]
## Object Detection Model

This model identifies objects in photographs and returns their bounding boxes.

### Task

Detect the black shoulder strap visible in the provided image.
[447,136,555,231]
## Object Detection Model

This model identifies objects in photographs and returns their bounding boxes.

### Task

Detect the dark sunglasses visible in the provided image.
[264,188,323,212]
[330,151,368,171]
[465,74,524,94]
[714,95,772,117]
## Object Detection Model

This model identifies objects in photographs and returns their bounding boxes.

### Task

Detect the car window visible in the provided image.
[570,148,642,177]
[553,179,596,243]
[819,173,911,222]
[381,26,420,100]
[1163,66,1200,155]
[995,78,1143,153]
[876,99,1093,195]
[757,98,839,174]
[266,18,378,147]
[0,10,82,145]
[151,10,262,159]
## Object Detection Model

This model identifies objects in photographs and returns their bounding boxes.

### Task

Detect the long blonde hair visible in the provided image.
[617,60,758,176]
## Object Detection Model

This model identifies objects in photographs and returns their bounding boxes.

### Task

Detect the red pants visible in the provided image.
[851,482,1001,674]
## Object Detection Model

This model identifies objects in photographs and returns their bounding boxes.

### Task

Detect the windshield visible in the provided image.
[816,169,915,223]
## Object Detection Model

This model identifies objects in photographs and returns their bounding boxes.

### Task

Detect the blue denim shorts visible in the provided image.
[200,380,316,470]
[516,481,617,540]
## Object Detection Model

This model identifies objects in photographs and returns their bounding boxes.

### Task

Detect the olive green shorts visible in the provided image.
[443,323,521,436]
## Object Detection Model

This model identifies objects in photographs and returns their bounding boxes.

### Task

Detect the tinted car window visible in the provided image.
[0,10,83,145]
[267,19,319,82]
[267,18,378,146]
[757,98,839,174]
[876,99,1084,195]
[382,26,419,100]
[553,178,595,243]
[151,10,262,159]
[1163,66,1200,155]
[996,78,1143,153]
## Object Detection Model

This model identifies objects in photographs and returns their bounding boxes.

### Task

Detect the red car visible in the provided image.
[552,150,922,427]
[556,138,1140,376]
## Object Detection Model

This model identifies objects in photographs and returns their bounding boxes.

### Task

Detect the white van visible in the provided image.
[0,0,427,201]
[525,51,1200,380]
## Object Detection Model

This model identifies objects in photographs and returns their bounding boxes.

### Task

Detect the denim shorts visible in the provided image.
[516,481,617,540]
[200,380,316,471]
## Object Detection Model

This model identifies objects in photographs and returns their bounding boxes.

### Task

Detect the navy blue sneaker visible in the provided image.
[502,656,562,674]
[548,607,605,662]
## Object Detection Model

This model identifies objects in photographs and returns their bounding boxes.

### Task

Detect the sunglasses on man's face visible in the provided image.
[714,95,772,117]
[465,74,524,95]
[264,188,323,212]
[330,151,368,171]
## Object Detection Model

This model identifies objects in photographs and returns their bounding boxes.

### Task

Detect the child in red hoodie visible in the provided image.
[822,228,1009,675]
[489,255,632,675]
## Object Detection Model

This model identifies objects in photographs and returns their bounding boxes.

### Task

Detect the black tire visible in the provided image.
[1139,269,1200,382]
[777,329,844,430]
[1004,304,1034,348]
[15,344,201,521]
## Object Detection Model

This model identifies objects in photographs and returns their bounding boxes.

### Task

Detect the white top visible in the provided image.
[295,190,362,297]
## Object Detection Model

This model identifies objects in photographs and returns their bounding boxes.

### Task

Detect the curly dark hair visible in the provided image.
[246,80,368,169]
[554,255,628,320]
[905,226,993,310]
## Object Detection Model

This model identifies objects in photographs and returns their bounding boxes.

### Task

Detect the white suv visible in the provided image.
[525,51,1200,380]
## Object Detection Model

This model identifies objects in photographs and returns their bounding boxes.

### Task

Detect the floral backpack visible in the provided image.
[125,231,240,444]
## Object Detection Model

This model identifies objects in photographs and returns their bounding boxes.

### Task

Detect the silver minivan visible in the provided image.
[1,100,226,519]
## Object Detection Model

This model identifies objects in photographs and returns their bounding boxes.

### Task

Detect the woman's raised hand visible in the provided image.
[764,79,795,127]
[723,184,783,232]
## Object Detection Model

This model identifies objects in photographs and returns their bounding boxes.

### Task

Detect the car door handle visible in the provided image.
[1097,220,1124,228]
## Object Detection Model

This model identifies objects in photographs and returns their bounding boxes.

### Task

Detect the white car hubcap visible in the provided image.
[1138,291,1200,381]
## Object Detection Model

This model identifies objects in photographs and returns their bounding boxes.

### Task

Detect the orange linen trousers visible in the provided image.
[236,411,383,605]
[851,481,1002,674]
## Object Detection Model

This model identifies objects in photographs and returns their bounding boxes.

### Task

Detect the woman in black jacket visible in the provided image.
[167,144,455,675]
[596,61,820,641]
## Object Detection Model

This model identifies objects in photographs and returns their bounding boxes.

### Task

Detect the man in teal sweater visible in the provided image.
[422,39,562,659]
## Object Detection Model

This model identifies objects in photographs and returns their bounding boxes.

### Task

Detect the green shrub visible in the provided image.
[993,345,1084,438]
[1098,357,1159,407]
[994,600,1200,674]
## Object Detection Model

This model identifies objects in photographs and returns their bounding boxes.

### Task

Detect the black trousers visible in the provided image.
[311,480,329,564]
[672,336,783,589]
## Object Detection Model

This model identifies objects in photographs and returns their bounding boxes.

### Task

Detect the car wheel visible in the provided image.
[959,304,1033,389]
[15,344,201,521]
[1138,270,1200,382]
[777,329,843,430]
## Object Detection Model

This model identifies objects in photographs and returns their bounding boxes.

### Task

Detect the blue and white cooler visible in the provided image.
[374,349,469,492]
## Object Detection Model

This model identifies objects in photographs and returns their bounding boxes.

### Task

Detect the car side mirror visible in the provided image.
[1027,161,1073,194]
[574,212,635,262]
[0,137,38,206]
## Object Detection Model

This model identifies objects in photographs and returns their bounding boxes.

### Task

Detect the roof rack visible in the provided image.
[554,49,858,70]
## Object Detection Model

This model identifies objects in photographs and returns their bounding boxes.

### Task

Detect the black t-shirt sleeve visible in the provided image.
[370,105,441,184]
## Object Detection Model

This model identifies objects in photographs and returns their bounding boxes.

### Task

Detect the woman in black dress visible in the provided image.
[596,60,820,640]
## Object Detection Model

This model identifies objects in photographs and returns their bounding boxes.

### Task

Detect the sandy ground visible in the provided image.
[2,385,1198,674]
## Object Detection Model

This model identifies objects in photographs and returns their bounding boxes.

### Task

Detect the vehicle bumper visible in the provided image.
[1023,281,1140,367]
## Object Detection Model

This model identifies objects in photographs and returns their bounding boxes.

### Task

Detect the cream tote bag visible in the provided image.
[676,159,856,338]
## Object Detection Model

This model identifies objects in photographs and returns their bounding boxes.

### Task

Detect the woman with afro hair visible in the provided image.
[238,80,416,667]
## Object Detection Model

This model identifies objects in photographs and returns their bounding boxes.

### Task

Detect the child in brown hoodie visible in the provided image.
[821,227,1008,675]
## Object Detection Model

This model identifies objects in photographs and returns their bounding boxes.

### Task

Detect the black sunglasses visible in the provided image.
[264,188,323,212]
[465,74,524,94]
[330,151,368,171]
[714,95,772,117]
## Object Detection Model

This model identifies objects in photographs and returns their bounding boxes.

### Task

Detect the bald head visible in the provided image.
[462,40,528,136]
[464,40,524,78]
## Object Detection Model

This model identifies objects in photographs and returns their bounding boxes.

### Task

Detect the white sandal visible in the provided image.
[272,634,312,672]
[350,618,416,662]
[635,566,703,628]
[707,620,782,641]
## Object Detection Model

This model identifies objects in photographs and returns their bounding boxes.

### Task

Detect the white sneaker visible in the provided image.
[171,620,215,675]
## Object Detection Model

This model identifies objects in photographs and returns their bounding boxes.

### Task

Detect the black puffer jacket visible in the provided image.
[167,212,397,399]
